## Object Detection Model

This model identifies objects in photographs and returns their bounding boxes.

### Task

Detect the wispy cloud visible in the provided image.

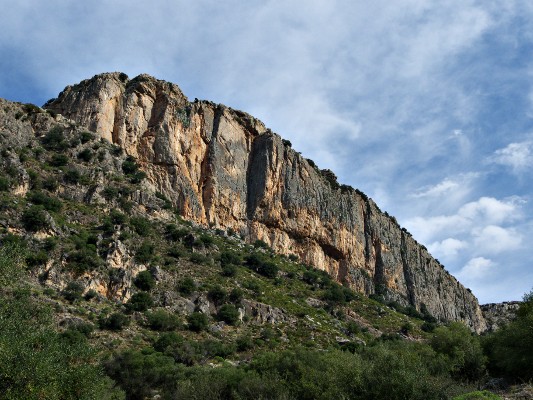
[1,1,533,302]
[490,141,533,173]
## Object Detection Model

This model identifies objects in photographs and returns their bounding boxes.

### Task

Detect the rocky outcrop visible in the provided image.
[44,72,487,331]
[481,301,521,332]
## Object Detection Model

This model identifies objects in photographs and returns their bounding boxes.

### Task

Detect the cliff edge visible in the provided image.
[45,72,487,331]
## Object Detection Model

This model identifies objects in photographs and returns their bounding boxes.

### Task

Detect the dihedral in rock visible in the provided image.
[45,72,487,332]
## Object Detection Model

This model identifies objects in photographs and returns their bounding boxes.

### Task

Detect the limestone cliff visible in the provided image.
[45,72,487,331]
[481,301,521,332]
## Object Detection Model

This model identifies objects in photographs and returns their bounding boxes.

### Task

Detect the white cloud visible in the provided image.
[490,141,533,172]
[473,225,522,254]
[428,238,468,259]
[457,257,494,280]
[458,196,520,225]
[412,173,478,199]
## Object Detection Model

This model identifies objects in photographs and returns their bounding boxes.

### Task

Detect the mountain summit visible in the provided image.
[44,72,486,331]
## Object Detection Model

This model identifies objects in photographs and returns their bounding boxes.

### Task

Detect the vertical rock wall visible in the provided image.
[45,72,486,331]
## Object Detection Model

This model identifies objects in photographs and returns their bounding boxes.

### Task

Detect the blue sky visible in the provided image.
[1,0,532,303]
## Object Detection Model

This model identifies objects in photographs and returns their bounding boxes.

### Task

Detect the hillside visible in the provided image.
[43,72,486,332]
[1,95,532,399]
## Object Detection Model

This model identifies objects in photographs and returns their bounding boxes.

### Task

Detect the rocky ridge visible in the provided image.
[481,301,521,332]
[44,72,486,331]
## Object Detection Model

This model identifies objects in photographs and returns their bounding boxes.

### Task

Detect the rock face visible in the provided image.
[45,72,487,332]
[481,302,521,332]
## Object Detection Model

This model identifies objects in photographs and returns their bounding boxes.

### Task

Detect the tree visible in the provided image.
[484,288,533,381]
[0,245,124,399]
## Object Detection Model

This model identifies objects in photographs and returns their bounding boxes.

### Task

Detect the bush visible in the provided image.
[430,322,486,381]
[189,253,208,264]
[21,205,49,231]
[177,277,195,296]
[134,270,155,291]
[229,288,244,304]
[62,281,85,302]
[484,288,533,381]
[67,249,101,274]
[126,292,153,312]
[208,285,227,305]
[0,176,10,191]
[64,168,82,184]
[219,250,242,266]
[135,241,154,263]
[145,310,180,331]
[42,126,68,151]
[99,312,130,331]
[187,312,209,332]
[109,209,127,225]
[221,263,238,277]
[217,304,240,325]
[122,156,139,175]
[26,191,62,212]
[130,216,151,236]
[25,250,48,268]
[49,154,69,167]
[104,349,181,399]
[257,261,278,279]
[80,131,95,144]
[165,224,188,241]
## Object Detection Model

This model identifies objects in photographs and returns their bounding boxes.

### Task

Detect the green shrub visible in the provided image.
[67,249,101,274]
[42,126,68,151]
[64,168,82,184]
[109,209,127,225]
[484,288,533,381]
[236,334,254,352]
[165,224,188,241]
[257,261,278,279]
[102,186,119,200]
[49,153,69,167]
[135,241,154,263]
[145,310,180,331]
[187,312,209,332]
[208,285,227,305]
[126,292,153,312]
[26,191,62,212]
[219,250,241,266]
[253,239,269,249]
[177,277,195,296]
[0,176,10,191]
[80,131,95,144]
[129,216,151,236]
[77,148,93,162]
[430,322,486,381]
[42,177,59,191]
[62,281,84,302]
[0,249,122,399]
[21,205,49,231]
[99,312,130,331]
[229,288,244,304]
[189,252,208,264]
[122,156,139,175]
[217,304,240,325]
[221,263,238,277]
[104,349,181,399]
[25,250,48,268]
[134,270,155,291]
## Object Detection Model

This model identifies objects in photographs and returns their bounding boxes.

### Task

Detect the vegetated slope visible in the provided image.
[1,98,529,400]
[44,72,486,331]
[0,97,434,344]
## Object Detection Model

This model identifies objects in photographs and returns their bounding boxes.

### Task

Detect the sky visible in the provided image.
[1,0,532,303]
